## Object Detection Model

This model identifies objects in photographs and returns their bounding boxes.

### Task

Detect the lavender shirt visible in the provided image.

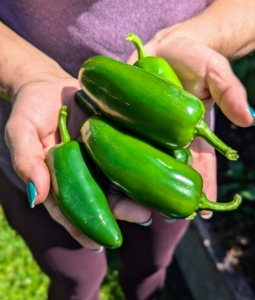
[0,0,214,191]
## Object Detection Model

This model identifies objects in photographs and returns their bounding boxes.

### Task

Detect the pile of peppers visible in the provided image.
[46,33,242,249]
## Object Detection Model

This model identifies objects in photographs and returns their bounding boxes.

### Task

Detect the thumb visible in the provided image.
[207,55,253,127]
[5,116,51,206]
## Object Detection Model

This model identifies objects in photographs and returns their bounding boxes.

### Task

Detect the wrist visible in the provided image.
[0,22,67,102]
[11,60,67,102]
[154,0,255,60]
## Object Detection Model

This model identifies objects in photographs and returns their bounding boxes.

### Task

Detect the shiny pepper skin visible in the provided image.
[75,90,192,165]
[78,56,238,160]
[46,106,122,248]
[126,32,192,165]
[81,115,242,220]
[126,32,183,88]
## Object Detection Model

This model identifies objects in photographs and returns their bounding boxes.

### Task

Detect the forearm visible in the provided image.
[156,0,255,60]
[0,22,63,102]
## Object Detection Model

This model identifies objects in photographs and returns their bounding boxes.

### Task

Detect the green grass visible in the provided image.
[0,206,49,300]
[0,205,125,300]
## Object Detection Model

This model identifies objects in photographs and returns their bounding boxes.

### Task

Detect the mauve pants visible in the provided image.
[0,167,189,300]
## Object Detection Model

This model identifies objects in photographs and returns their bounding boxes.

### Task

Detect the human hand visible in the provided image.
[127,31,253,218]
[5,63,151,250]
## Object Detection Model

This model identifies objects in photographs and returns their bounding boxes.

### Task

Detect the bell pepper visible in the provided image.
[46,106,122,248]
[81,115,241,220]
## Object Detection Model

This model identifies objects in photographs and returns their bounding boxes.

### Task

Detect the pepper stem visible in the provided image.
[126,33,147,59]
[195,119,239,160]
[197,192,242,212]
[59,106,71,143]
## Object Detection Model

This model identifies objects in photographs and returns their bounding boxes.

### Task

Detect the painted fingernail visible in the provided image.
[249,105,255,125]
[27,181,37,208]
[163,217,176,224]
[200,212,213,220]
[91,246,104,253]
[137,217,153,227]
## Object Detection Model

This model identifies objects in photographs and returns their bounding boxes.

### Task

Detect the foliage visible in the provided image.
[0,205,49,300]
[217,54,255,221]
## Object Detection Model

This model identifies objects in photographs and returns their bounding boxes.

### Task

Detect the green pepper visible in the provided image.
[78,56,238,160]
[126,33,192,165]
[75,90,99,116]
[46,106,122,248]
[126,32,183,88]
[168,148,192,165]
[75,90,192,165]
[81,115,241,220]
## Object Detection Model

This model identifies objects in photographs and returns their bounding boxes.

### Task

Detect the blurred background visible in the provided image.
[1,54,255,300]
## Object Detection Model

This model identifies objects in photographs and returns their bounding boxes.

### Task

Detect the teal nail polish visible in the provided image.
[249,105,255,125]
[27,182,37,208]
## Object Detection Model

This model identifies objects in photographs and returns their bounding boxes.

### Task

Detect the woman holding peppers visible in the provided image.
[0,0,254,299]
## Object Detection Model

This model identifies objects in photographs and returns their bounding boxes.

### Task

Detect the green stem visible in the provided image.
[197,192,242,212]
[59,106,71,143]
[195,119,239,160]
[126,33,147,59]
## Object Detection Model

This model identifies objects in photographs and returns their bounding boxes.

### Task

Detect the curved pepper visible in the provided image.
[78,56,238,160]
[46,106,122,248]
[81,115,241,219]
[126,32,183,88]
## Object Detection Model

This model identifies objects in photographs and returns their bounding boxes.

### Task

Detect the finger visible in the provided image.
[190,132,217,218]
[43,194,102,251]
[5,116,51,204]
[107,189,151,223]
[206,54,253,127]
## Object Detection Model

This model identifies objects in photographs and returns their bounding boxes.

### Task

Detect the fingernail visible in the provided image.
[200,212,213,220]
[91,246,104,253]
[163,217,176,224]
[137,217,153,227]
[249,105,255,125]
[27,181,37,208]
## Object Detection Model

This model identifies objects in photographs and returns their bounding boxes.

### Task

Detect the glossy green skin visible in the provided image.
[79,56,205,150]
[81,115,204,219]
[75,89,192,166]
[134,58,183,88]
[131,47,192,166]
[168,148,192,166]
[46,141,123,248]
[126,32,183,88]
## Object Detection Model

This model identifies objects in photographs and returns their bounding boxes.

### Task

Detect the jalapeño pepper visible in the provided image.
[75,90,192,165]
[126,32,183,88]
[81,115,241,220]
[46,106,122,248]
[78,56,238,160]
[126,32,192,165]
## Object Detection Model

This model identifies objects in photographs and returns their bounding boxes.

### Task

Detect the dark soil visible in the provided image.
[208,107,255,293]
